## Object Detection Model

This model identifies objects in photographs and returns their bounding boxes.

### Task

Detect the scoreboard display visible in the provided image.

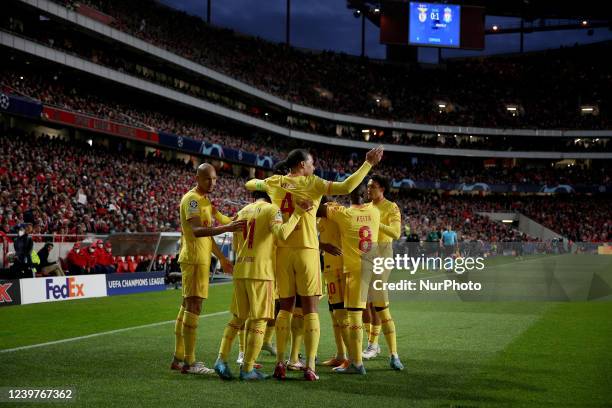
[408,2,461,48]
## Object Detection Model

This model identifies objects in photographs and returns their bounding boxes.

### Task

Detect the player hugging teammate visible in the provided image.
[173,145,403,381]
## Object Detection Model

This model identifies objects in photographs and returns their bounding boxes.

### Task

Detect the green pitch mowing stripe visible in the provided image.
[0,310,230,354]
[0,289,554,407]
[449,302,612,407]
[1,281,610,406]
[0,284,233,350]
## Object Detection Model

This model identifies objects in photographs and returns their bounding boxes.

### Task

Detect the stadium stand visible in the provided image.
[20,0,610,129]
[1,130,610,245]
[2,69,611,187]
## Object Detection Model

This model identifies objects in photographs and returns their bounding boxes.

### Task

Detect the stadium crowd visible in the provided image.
[33,0,610,130]
[391,192,611,243]
[2,70,611,187]
[3,16,611,151]
[3,55,609,154]
[0,129,248,238]
[4,224,177,278]
[1,130,610,247]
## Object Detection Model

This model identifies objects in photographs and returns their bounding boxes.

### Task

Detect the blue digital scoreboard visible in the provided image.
[409,2,461,48]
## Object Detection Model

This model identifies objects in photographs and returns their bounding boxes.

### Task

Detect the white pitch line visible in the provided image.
[0,256,555,354]
[0,310,229,354]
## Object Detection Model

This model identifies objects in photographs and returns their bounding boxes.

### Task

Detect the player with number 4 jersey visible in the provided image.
[245,146,384,381]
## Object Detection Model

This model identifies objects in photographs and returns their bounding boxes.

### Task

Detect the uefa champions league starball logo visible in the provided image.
[443,7,453,24]
[0,93,9,110]
[418,5,428,23]
[177,136,183,148]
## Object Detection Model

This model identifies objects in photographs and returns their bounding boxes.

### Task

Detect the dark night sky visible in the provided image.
[160,0,612,60]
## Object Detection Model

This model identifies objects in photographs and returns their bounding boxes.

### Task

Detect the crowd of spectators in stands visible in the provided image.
[390,192,611,243]
[506,197,612,243]
[0,130,249,238]
[3,1,609,281]
[1,131,610,249]
[2,71,611,187]
[36,0,610,130]
[3,21,612,154]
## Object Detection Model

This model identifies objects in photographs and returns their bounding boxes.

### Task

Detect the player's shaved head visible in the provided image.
[197,163,215,176]
[195,163,217,194]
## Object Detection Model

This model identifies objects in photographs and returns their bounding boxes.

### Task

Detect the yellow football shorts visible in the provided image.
[276,247,322,298]
[180,262,210,299]
[344,269,369,309]
[323,260,344,305]
[231,278,275,320]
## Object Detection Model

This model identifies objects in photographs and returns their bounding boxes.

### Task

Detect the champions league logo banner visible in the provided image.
[256,155,274,169]
[155,132,609,192]
[201,143,225,158]
[158,132,275,169]
[0,93,43,119]
[458,183,491,192]
[540,185,575,194]
[392,179,417,189]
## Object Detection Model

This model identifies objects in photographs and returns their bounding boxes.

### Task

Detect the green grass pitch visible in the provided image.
[1,254,612,407]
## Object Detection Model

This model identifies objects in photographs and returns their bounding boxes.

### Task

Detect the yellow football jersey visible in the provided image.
[326,203,380,274]
[318,214,343,274]
[245,162,373,249]
[233,201,301,280]
[374,198,402,243]
[178,188,213,265]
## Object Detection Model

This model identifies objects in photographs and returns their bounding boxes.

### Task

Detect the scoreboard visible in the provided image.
[380,2,484,50]
[408,2,461,48]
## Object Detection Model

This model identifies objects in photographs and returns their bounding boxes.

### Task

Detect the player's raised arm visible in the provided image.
[326,146,384,195]
[270,199,313,241]
[245,178,269,192]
